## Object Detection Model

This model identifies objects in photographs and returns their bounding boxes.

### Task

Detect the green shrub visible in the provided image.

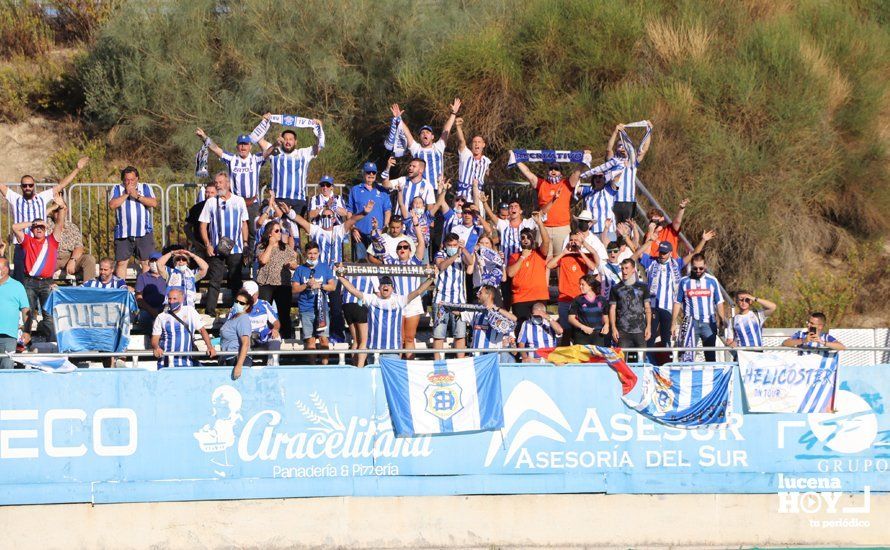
[0,0,52,59]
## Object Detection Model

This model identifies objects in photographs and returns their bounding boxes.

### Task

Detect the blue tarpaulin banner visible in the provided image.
[43,287,137,353]
[0,363,888,505]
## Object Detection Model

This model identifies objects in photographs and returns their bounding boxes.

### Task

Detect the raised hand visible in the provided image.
[387,156,397,168]
[450,98,461,114]
[455,117,464,127]
[702,229,716,242]
[390,104,404,118]
[263,112,272,120]
[195,128,207,139]
[679,197,690,209]
[76,157,90,170]
[363,201,374,214]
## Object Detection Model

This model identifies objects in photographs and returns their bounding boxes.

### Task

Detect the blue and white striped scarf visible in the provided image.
[268,114,326,148]
[617,121,652,161]
[384,116,408,158]
[580,157,624,183]
[507,149,592,168]
[249,119,270,143]
[195,138,210,178]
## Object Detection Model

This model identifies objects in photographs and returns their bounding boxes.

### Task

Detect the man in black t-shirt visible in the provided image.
[608,258,651,362]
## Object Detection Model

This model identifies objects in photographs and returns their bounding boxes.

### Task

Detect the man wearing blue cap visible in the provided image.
[196,122,269,259]
[307,175,348,228]
[347,162,392,260]
[390,98,460,187]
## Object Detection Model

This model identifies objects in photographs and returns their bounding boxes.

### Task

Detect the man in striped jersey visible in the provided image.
[367,215,418,262]
[82,258,128,289]
[263,119,324,216]
[607,122,653,223]
[471,285,518,363]
[432,232,476,359]
[575,174,618,237]
[454,117,490,203]
[726,290,777,350]
[12,192,68,344]
[634,230,714,363]
[108,166,159,278]
[338,273,435,358]
[340,264,378,368]
[294,202,371,268]
[392,99,460,187]
[151,288,216,369]
[2,157,88,281]
[383,157,436,218]
[195,127,269,258]
[517,302,563,363]
[307,175,348,227]
[671,254,727,362]
[198,172,249,317]
[782,312,846,355]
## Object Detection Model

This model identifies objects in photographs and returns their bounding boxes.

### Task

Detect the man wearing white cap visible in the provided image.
[226,280,282,365]
[562,210,608,264]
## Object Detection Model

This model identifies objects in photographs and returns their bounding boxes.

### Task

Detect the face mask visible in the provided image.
[414,207,425,216]
[577,221,590,232]
[547,175,561,184]
[168,302,182,312]
[175,264,187,272]
[306,259,318,267]
[446,246,458,257]
[231,303,244,314]
[531,316,544,325]
[149,262,158,274]
[453,207,462,215]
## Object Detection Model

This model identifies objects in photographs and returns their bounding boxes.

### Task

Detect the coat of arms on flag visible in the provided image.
[379,354,504,437]
[622,364,734,428]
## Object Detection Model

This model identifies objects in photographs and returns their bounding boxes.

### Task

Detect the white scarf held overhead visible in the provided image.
[195,138,209,178]
[268,114,326,149]
[384,116,408,158]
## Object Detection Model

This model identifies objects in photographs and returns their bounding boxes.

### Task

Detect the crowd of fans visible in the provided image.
[0,99,845,375]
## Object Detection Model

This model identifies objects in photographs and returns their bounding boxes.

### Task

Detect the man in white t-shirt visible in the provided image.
[367,215,418,262]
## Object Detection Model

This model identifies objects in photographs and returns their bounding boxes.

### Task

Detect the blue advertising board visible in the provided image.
[0,363,888,504]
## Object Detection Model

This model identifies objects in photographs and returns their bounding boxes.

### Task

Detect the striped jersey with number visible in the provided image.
[408,140,446,188]
[456,147,491,199]
[676,274,724,322]
[434,250,465,303]
[576,185,617,233]
[110,183,155,238]
[733,310,765,347]
[363,292,407,350]
[517,320,559,349]
[269,146,316,201]
[342,274,378,305]
[198,195,249,254]
[471,311,505,349]
[221,152,265,200]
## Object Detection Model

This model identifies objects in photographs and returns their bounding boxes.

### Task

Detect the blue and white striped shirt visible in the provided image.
[733,310,765,347]
[471,311,506,349]
[456,147,491,200]
[83,276,127,289]
[363,292,407,350]
[789,330,839,356]
[308,192,346,224]
[434,250,466,303]
[5,189,54,230]
[152,306,203,368]
[166,266,198,306]
[676,274,724,323]
[517,319,559,349]
[615,155,639,203]
[342,274,378,305]
[384,256,424,297]
[269,146,316,201]
[198,194,249,254]
[576,184,617,233]
[221,152,266,201]
[391,176,436,218]
[309,224,346,267]
[110,183,155,238]
[408,140,446,187]
[496,218,537,259]
[641,254,684,311]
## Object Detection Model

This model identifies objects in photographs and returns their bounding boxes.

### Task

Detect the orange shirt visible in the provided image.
[509,250,549,303]
[648,225,680,258]
[536,177,573,227]
[557,253,593,302]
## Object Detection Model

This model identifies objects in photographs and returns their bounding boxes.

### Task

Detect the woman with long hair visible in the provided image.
[568,274,610,346]
[256,220,298,338]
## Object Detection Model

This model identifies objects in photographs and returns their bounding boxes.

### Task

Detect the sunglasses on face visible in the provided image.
[365,172,377,176]
[608,249,619,254]
[691,267,706,272]
[271,229,281,233]
[397,245,411,250]
[235,299,248,306]
[21,184,34,189]
[739,297,752,303]
[31,225,45,230]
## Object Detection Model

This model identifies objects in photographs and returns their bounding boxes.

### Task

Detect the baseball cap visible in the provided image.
[149,252,162,261]
[379,276,394,286]
[236,134,252,145]
[319,175,334,186]
[362,161,377,173]
[575,210,593,222]
[658,241,674,254]
[241,280,259,295]
[498,202,510,210]
[419,125,434,133]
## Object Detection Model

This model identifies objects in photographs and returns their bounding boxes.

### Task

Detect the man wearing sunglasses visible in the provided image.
[108,165,159,279]
[671,253,727,362]
[2,157,88,282]
[11,192,68,345]
[307,175,348,228]
[726,291,777,350]
[347,162,391,261]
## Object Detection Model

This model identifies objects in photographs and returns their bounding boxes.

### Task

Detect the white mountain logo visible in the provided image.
[484,381,571,467]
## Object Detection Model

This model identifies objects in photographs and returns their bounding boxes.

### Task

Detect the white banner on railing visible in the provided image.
[738,351,838,413]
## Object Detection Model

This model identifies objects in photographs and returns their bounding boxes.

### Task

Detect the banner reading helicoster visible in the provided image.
[738,351,838,413]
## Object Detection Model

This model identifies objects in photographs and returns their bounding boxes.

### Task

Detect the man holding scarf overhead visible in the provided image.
[514,158,585,258]
[607,121,653,223]
[263,113,325,216]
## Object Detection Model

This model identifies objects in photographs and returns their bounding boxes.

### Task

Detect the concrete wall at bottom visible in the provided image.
[1,493,888,549]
